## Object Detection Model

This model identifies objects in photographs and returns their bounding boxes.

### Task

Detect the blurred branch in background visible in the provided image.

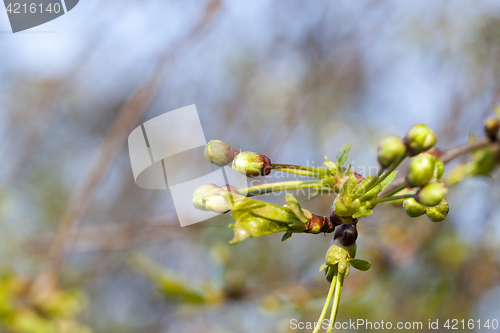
[38,0,224,291]
[1,1,500,332]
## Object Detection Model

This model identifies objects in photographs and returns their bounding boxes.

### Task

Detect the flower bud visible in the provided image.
[377,135,407,168]
[484,116,500,141]
[425,199,449,222]
[326,241,348,266]
[192,184,220,210]
[415,182,448,207]
[406,154,435,187]
[204,140,239,166]
[232,152,272,177]
[331,197,354,223]
[404,124,436,156]
[403,197,426,217]
[333,223,358,248]
[202,186,239,213]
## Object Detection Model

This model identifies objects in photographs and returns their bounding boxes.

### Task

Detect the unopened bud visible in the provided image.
[204,140,239,166]
[484,116,500,141]
[202,186,239,213]
[404,124,436,156]
[333,223,358,248]
[415,182,448,207]
[403,197,426,217]
[425,199,449,222]
[192,184,219,210]
[332,197,354,224]
[232,152,272,177]
[406,154,435,187]
[377,135,407,168]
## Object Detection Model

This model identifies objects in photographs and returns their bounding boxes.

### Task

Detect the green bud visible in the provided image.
[332,196,353,223]
[377,135,407,168]
[404,124,437,156]
[403,197,426,217]
[425,199,449,222]
[326,241,349,266]
[202,186,239,213]
[433,158,445,180]
[192,184,219,210]
[204,140,239,166]
[232,152,272,177]
[484,116,500,141]
[415,182,449,207]
[406,154,435,187]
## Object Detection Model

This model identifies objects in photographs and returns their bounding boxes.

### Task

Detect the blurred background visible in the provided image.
[1,0,500,332]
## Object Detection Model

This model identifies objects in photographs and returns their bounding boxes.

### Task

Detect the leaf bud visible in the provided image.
[415,182,449,207]
[377,135,407,168]
[425,199,449,222]
[232,152,272,177]
[204,140,239,166]
[404,124,436,156]
[406,154,435,187]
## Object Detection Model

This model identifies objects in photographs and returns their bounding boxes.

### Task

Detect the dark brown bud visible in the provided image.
[333,223,358,247]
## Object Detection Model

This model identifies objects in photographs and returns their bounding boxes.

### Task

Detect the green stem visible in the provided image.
[242,180,332,196]
[271,164,331,177]
[379,182,408,199]
[312,274,338,333]
[326,271,345,333]
[369,194,414,206]
[365,153,406,193]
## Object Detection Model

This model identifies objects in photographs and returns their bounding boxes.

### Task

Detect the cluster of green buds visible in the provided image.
[402,150,449,220]
[191,116,500,332]
[403,190,449,222]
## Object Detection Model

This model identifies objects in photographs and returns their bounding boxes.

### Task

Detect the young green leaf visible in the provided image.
[352,208,373,219]
[380,171,398,191]
[335,143,352,167]
[319,263,328,272]
[281,231,293,242]
[349,259,372,271]
[355,175,375,196]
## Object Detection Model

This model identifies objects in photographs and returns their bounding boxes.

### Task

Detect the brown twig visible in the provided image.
[37,0,224,290]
